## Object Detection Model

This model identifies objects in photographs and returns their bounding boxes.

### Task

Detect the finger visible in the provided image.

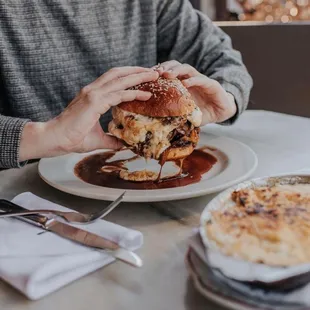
[90,66,154,89]
[100,70,159,93]
[182,75,217,89]
[154,60,181,74]
[95,90,152,114]
[100,133,124,150]
[162,63,199,79]
[109,90,152,104]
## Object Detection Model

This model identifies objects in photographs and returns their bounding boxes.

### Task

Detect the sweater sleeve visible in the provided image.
[156,0,253,122]
[0,115,29,168]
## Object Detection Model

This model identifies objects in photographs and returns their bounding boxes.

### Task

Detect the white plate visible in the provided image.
[199,173,310,285]
[38,133,258,202]
[186,249,304,310]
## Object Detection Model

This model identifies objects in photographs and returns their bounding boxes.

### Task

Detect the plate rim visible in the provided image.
[185,248,306,310]
[38,134,258,202]
[185,249,256,310]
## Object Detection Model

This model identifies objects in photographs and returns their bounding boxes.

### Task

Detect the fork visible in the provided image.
[0,192,125,225]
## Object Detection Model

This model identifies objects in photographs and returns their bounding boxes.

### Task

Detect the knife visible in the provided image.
[0,199,142,267]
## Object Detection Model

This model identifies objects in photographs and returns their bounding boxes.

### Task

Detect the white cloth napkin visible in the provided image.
[0,192,143,300]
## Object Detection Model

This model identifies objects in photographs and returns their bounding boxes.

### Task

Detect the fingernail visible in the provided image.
[152,64,161,70]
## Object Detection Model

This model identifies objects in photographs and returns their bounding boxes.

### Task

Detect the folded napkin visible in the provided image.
[188,234,310,308]
[0,192,143,300]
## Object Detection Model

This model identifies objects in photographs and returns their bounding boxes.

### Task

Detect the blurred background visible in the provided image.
[189,1,310,117]
[193,0,310,22]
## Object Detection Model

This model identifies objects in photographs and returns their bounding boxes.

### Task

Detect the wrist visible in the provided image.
[19,121,63,162]
[226,92,237,119]
[215,92,238,125]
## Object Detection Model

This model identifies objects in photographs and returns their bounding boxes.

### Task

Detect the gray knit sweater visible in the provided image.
[0,0,252,168]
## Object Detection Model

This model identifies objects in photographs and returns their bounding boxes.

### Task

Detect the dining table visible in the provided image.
[0,110,310,310]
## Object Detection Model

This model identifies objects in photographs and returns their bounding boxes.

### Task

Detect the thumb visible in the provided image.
[101,133,124,150]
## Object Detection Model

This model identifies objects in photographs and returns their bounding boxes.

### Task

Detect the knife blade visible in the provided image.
[0,199,142,267]
[44,220,142,267]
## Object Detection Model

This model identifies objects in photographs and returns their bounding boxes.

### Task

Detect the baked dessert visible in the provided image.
[205,185,310,266]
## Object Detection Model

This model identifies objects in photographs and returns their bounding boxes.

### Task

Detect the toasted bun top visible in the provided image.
[118,77,196,117]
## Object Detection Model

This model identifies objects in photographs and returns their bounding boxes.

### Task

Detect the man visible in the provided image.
[0,0,252,169]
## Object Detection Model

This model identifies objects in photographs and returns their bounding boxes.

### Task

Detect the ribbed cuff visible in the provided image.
[219,82,245,126]
[0,117,30,168]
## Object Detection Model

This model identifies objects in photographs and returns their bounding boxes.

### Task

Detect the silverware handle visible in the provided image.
[0,199,48,228]
[107,248,143,268]
[0,209,57,218]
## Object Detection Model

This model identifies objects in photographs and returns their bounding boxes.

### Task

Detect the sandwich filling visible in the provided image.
[108,105,202,160]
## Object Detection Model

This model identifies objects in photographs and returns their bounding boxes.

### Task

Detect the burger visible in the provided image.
[108,77,202,166]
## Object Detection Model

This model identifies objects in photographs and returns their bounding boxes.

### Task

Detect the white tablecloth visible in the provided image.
[205,110,310,178]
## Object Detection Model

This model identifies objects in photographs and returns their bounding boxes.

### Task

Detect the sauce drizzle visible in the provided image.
[74,148,217,190]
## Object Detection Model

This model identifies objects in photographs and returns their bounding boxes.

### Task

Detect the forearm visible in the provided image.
[156,0,253,119]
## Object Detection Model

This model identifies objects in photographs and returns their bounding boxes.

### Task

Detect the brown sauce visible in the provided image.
[74,148,217,190]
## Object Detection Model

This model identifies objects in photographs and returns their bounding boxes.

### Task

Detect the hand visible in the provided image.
[155,61,237,125]
[19,67,159,161]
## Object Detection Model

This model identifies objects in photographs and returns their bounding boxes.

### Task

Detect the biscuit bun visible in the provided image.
[108,76,202,171]
[118,77,196,117]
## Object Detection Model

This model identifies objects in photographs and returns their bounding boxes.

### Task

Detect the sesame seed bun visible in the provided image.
[118,77,196,117]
